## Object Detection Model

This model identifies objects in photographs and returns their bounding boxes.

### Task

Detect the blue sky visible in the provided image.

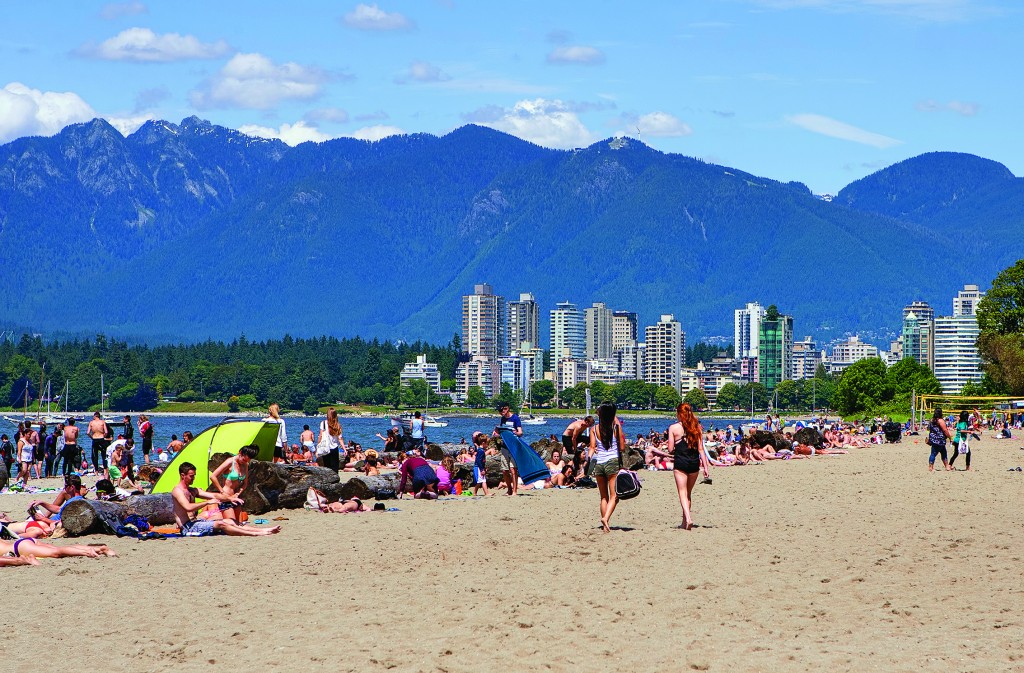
[0,0,1018,193]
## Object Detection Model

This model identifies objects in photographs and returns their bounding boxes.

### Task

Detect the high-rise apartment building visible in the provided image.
[953,284,984,317]
[400,354,441,393]
[734,302,766,360]
[758,308,793,389]
[611,311,639,352]
[828,336,879,374]
[455,355,500,400]
[644,314,684,391]
[585,302,614,359]
[507,293,539,354]
[934,284,985,393]
[462,283,506,359]
[550,301,585,360]
[616,342,645,381]
[903,301,935,325]
[902,311,934,370]
[791,336,822,380]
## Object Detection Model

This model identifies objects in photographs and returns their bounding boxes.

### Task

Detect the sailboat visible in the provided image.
[521,383,547,425]
[422,385,448,427]
[99,374,126,427]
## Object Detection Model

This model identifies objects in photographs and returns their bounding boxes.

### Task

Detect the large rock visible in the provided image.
[794,427,825,449]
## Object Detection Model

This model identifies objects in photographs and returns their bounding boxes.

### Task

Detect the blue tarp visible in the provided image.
[498,429,551,485]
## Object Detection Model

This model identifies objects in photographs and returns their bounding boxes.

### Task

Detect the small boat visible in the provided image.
[390,413,448,428]
[521,414,546,425]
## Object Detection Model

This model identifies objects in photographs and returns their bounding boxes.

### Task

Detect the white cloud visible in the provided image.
[99,1,147,20]
[786,113,902,148]
[239,121,334,145]
[546,45,606,65]
[349,125,405,141]
[190,53,327,110]
[104,114,154,136]
[915,99,979,116]
[740,0,997,22]
[79,27,230,62]
[0,82,96,143]
[616,111,693,137]
[468,98,596,149]
[343,3,415,31]
[395,60,451,84]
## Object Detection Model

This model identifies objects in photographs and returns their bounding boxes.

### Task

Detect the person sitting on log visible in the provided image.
[397,452,439,500]
[545,449,567,487]
[209,445,258,523]
[172,461,280,537]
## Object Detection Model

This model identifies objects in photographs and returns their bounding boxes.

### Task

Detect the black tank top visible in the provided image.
[674,436,698,459]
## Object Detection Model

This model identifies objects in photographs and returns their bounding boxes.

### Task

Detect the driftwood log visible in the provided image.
[207,454,339,513]
[61,494,178,536]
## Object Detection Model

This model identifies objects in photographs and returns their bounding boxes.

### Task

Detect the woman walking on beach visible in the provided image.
[317,407,345,472]
[589,402,625,532]
[668,403,711,530]
[948,410,972,471]
[927,407,952,472]
[266,403,288,463]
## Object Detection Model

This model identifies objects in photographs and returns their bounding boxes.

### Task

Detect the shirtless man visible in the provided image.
[87,412,109,475]
[171,461,280,537]
[166,434,184,457]
[61,418,80,476]
[562,416,594,476]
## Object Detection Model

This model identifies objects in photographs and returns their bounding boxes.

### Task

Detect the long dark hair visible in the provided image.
[597,402,618,449]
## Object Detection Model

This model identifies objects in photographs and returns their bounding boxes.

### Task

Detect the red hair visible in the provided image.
[676,403,703,447]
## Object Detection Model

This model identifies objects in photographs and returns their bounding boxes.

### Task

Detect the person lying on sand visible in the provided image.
[1,537,116,560]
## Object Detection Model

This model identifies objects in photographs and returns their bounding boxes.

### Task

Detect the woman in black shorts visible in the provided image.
[667,403,711,530]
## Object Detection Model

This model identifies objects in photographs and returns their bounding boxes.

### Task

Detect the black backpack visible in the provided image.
[615,470,642,500]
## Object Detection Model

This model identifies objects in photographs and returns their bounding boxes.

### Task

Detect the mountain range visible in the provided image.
[1,117,1020,347]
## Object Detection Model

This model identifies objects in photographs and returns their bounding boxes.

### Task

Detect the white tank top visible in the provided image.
[594,428,619,464]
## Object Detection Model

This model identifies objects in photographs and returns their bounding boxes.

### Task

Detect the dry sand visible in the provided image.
[2,434,1022,673]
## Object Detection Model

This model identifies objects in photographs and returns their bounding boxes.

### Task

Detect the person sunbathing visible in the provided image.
[1,515,56,539]
[322,498,366,513]
[546,450,567,487]
[0,537,116,559]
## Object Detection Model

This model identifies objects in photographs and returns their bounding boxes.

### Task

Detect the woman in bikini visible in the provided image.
[209,444,258,521]
[1,537,116,560]
[546,449,567,487]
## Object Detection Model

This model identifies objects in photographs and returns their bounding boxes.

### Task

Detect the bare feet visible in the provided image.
[600,519,611,533]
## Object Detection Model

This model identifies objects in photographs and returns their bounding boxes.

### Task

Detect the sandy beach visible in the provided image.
[2,433,1021,673]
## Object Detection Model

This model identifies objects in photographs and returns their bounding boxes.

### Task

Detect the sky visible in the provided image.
[0,0,1019,194]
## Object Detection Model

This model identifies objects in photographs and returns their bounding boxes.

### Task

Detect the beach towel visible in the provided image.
[497,430,551,485]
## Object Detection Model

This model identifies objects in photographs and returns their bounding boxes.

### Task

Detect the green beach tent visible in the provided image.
[150,418,279,494]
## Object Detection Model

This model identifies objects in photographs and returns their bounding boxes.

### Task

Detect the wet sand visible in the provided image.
[2,434,1021,672]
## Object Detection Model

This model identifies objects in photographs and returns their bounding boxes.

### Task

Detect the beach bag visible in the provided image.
[958,438,970,454]
[315,434,331,458]
[928,422,946,446]
[305,487,329,511]
[615,470,642,500]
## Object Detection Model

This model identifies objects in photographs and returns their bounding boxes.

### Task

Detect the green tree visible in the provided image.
[529,379,555,407]
[401,378,431,408]
[615,379,653,409]
[302,396,321,416]
[237,393,258,408]
[682,388,708,410]
[654,385,682,410]
[715,382,742,409]
[589,380,614,404]
[977,259,1024,394]
[775,379,799,409]
[466,386,488,409]
[833,358,889,415]
[227,395,240,412]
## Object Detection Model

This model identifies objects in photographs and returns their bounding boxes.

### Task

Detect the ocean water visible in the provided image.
[6,413,756,466]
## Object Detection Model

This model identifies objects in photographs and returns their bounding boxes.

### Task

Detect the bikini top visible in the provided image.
[225,461,246,483]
